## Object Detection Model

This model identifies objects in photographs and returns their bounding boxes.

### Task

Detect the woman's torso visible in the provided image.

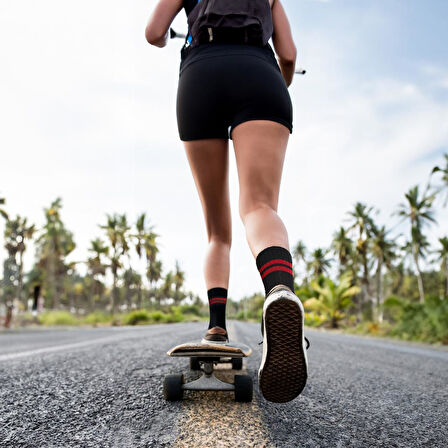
[179,0,277,76]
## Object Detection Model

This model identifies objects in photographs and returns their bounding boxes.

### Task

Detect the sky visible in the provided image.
[1,0,447,301]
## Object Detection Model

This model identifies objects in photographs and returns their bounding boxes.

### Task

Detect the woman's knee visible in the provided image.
[208,233,232,249]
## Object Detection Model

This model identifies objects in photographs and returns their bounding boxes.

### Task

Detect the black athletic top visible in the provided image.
[183,0,197,16]
[179,0,277,75]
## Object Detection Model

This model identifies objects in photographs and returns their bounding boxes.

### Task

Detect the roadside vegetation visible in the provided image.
[1,153,448,345]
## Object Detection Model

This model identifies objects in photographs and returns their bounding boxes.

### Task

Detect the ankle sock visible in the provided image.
[256,245,295,295]
[207,287,227,330]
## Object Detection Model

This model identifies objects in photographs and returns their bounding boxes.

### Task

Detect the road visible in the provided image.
[0,322,447,447]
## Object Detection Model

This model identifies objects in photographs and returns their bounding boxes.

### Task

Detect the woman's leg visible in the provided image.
[182,138,232,291]
[232,120,290,258]
[232,120,307,403]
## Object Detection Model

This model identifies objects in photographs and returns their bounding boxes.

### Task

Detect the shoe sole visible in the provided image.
[200,338,229,345]
[259,294,308,403]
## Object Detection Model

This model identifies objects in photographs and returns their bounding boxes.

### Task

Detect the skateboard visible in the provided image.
[163,340,253,402]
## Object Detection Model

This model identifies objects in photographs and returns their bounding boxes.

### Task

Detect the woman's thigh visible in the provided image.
[232,120,290,217]
[183,138,232,243]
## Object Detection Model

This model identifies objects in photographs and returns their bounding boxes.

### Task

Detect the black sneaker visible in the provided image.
[201,326,229,345]
[259,284,308,403]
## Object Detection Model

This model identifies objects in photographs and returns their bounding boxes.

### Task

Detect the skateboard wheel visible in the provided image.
[234,374,253,402]
[190,357,201,371]
[163,374,184,401]
[232,358,243,370]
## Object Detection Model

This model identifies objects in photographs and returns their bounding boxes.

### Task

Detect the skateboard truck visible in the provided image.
[164,342,253,402]
[183,359,235,392]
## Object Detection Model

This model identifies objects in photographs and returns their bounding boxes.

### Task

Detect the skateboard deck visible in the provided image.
[167,341,252,358]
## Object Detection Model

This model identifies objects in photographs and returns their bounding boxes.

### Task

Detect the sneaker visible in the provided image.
[201,326,229,345]
[259,284,308,403]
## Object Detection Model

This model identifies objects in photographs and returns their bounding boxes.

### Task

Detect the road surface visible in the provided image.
[1,322,447,447]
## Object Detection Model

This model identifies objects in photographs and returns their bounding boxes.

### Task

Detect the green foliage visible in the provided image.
[384,295,448,343]
[178,304,202,317]
[123,310,151,325]
[165,306,185,323]
[304,272,360,328]
[83,311,113,325]
[304,311,326,327]
[150,311,165,322]
[38,311,78,326]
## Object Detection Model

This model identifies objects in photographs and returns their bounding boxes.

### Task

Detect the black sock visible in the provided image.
[256,245,295,295]
[207,287,227,330]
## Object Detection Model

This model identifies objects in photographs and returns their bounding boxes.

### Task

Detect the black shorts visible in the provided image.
[176,43,293,141]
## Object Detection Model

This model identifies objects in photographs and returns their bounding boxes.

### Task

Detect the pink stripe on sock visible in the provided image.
[209,297,227,304]
[258,258,292,274]
[261,265,293,279]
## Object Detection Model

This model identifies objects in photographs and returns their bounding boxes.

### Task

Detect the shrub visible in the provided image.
[150,311,166,323]
[304,311,325,327]
[384,295,448,344]
[83,311,112,325]
[165,308,184,323]
[123,310,151,325]
[179,304,202,317]
[38,311,78,326]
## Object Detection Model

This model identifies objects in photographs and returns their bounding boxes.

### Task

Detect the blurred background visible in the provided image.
[1,0,447,343]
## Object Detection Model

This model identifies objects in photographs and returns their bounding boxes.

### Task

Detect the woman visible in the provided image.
[146,0,308,403]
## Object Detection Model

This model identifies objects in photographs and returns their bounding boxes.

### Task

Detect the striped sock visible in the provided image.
[256,245,295,295]
[207,287,228,330]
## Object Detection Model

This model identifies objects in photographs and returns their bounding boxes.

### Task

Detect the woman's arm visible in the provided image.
[145,0,184,47]
[271,0,297,87]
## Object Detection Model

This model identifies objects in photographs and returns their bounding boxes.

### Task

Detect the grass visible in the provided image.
[33,308,201,327]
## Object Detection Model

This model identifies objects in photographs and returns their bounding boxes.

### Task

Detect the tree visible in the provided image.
[132,213,160,308]
[160,271,174,306]
[122,268,142,310]
[346,202,378,314]
[307,248,332,279]
[431,236,448,299]
[4,216,35,305]
[370,225,397,322]
[331,226,353,278]
[100,213,130,314]
[292,240,308,285]
[86,238,109,310]
[35,198,76,309]
[304,272,361,328]
[429,152,448,207]
[394,185,437,303]
[172,260,186,306]
[0,194,8,220]
[147,259,163,307]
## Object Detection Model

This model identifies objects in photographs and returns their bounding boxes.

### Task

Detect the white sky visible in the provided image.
[1,0,447,301]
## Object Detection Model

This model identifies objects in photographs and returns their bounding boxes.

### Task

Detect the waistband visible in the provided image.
[179,42,277,76]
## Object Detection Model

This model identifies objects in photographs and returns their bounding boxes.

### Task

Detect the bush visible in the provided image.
[304,311,325,327]
[179,304,202,317]
[150,311,166,323]
[38,311,78,326]
[123,310,151,325]
[165,308,184,323]
[384,295,448,344]
[83,311,112,325]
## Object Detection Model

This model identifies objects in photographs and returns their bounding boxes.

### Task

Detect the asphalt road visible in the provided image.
[0,322,447,447]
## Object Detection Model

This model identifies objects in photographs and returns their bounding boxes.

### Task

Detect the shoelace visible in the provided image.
[258,336,310,350]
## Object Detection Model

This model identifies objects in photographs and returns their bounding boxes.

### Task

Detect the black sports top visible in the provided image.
[183,0,197,16]
[179,0,278,76]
